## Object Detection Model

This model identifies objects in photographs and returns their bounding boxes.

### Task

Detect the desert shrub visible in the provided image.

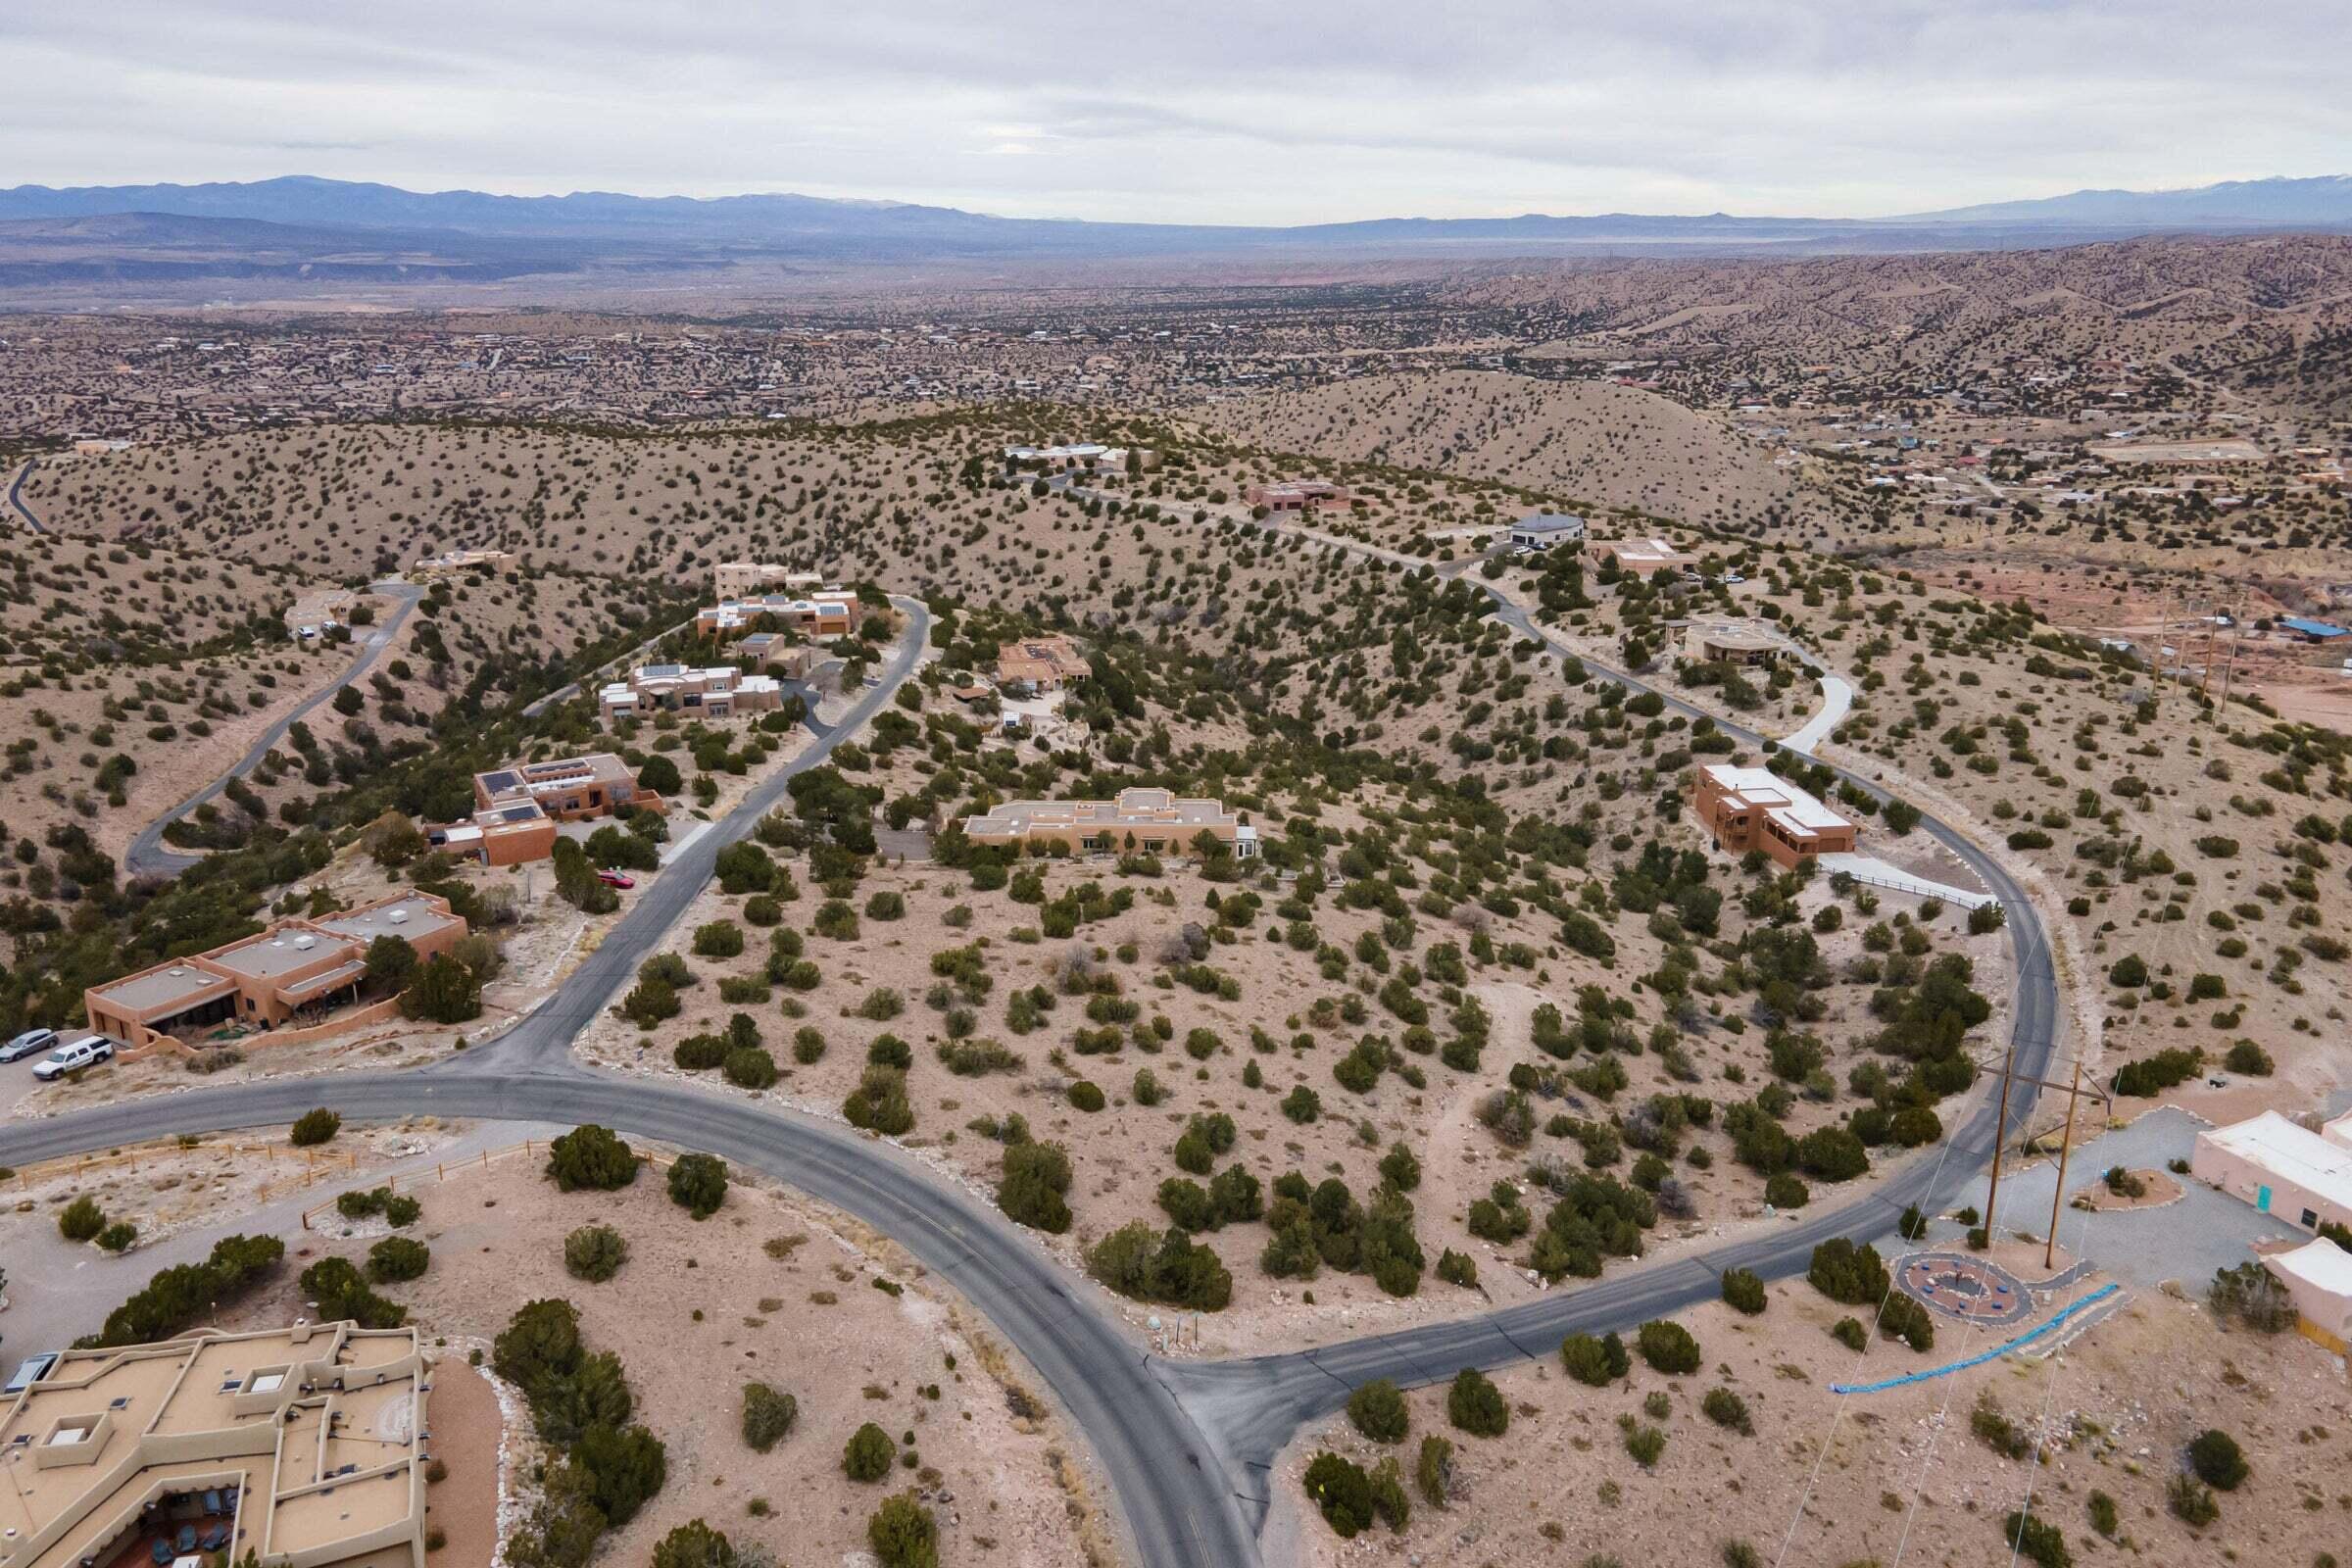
[80,1235,283,1348]
[692,920,744,958]
[651,1520,740,1568]
[546,1125,639,1191]
[1637,1319,1701,1374]
[59,1196,106,1242]
[865,891,906,921]
[289,1108,342,1147]
[2167,1472,2219,1526]
[674,1033,729,1070]
[1068,1079,1106,1112]
[1560,1331,1629,1386]
[866,1493,938,1568]
[1083,1222,1233,1310]
[1701,1386,1752,1435]
[366,1236,428,1283]
[1303,1451,1374,1538]
[1971,1392,2034,1459]
[1416,1434,1453,1506]
[2209,1261,2296,1331]
[96,1221,137,1252]
[571,1421,666,1527]
[667,1152,729,1218]
[844,1065,914,1135]
[1830,1316,1868,1351]
[299,1257,405,1328]
[1347,1380,1410,1444]
[564,1224,628,1282]
[1446,1368,1507,1437]
[844,1422,896,1482]
[1764,1171,1810,1208]
[2087,1490,2118,1538]
[1282,1085,1321,1123]
[2003,1511,2072,1568]
[1721,1267,1766,1314]
[2224,1039,2273,1075]
[1624,1423,1665,1466]
[1880,1293,1936,1351]
[722,1046,778,1089]
[1806,1239,1889,1305]
[740,1382,798,1451]
[998,1142,1074,1233]
[384,1194,421,1227]
[1436,1250,1478,1288]
[2187,1428,2247,1490]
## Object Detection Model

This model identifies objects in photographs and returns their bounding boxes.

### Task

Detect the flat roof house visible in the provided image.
[996,634,1089,693]
[694,594,856,640]
[84,892,467,1051]
[964,787,1257,860]
[2191,1109,2352,1235]
[1508,513,1586,550]
[2264,1238,2352,1353]
[712,562,823,600]
[413,547,516,578]
[436,753,663,867]
[600,662,783,726]
[1690,762,1858,867]
[1590,536,1700,574]
[0,1321,431,1568]
[1686,622,1790,666]
[1246,480,1352,513]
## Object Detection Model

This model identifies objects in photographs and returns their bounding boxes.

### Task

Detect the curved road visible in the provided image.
[125,582,426,879]
[8,533,2063,1565]
[6,458,44,533]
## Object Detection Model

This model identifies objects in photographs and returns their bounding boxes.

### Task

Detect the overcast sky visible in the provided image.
[11,1,2346,225]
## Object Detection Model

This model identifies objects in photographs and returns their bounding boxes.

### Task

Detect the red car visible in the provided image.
[595,869,635,889]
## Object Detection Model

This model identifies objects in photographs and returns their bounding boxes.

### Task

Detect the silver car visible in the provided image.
[0,1027,57,1063]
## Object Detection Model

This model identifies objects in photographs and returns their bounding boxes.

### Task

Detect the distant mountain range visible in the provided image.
[0,173,2346,296]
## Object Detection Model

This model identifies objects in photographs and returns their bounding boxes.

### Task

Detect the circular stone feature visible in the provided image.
[1895,1250,2034,1324]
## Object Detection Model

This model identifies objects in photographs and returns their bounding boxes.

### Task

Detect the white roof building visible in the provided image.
[2263,1237,2352,1350]
[2191,1109,2352,1234]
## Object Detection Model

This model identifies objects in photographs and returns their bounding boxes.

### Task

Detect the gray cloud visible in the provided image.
[6,1,2346,223]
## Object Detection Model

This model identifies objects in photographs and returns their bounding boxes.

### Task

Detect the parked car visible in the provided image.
[595,869,635,889]
[0,1027,58,1063]
[1721,572,1746,585]
[31,1035,114,1082]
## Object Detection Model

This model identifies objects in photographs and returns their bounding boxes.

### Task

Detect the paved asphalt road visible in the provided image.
[6,459,43,533]
[124,582,426,879]
[6,527,2065,1567]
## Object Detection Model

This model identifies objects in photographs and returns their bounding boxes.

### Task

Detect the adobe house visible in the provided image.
[83,893,467,1049]
[1690,762,1858,867]
[711,561,823,599]
[995,634,1089,693]
[0,1321,432,1568]
[600,662,784,725]
[694,593,856,639]
[963,787,1257,859]
[2191,1110,2352,1235]
[1246,480,1352,513]
[436,753,664,867]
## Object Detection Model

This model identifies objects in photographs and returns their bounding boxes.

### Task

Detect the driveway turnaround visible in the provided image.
[6,552,2067,1568]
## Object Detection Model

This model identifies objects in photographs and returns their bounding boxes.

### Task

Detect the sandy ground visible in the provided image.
[1267,1249,2350,1568]
[286,1152,1110,1568]
[422,1359,500,1568]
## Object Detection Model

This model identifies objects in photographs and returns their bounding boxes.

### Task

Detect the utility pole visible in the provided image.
[1982,1041,2017,1249]
[2045,1059,2087,1271]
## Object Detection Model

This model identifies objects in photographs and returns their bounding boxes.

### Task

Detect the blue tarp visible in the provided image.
[2279,617,2349,639]
[1830,1284,2123,1395]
